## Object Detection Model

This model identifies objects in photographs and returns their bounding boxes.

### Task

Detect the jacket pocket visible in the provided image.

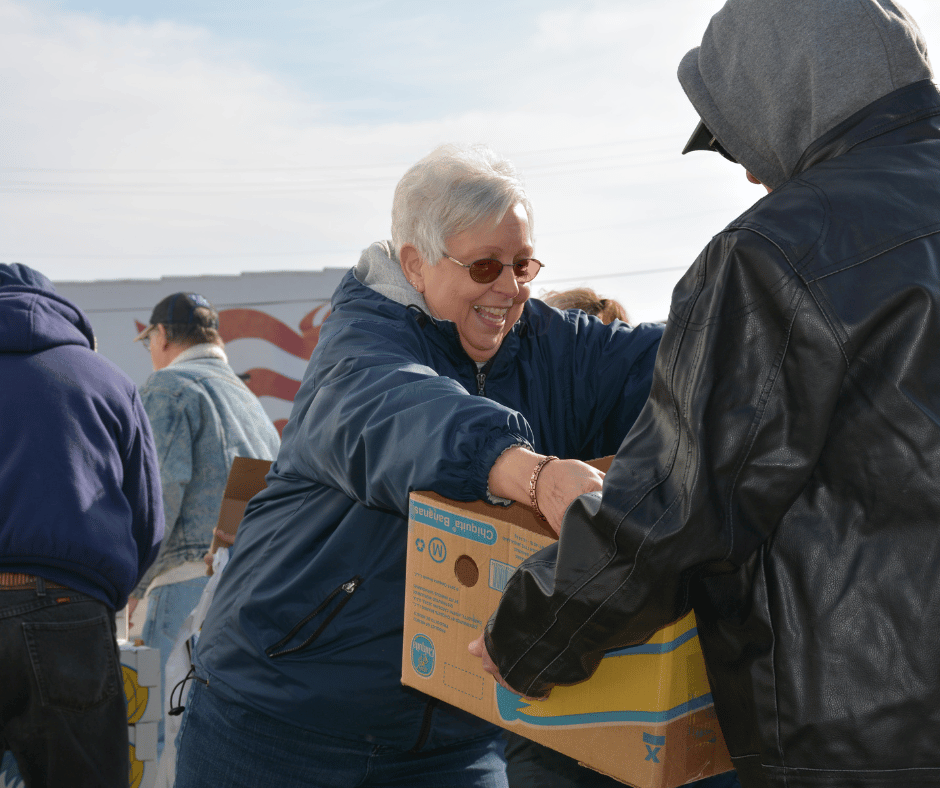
[265,576,363,658]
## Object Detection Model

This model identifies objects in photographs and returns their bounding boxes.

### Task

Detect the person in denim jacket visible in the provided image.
[131,292,280,757]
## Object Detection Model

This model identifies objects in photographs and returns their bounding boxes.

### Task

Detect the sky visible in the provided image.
[3,0,940,323]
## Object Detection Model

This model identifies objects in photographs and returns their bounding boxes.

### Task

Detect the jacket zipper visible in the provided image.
[409,697,439,752]
[265,576,363,658]
[412,307,500,397]
[475,358,495,396]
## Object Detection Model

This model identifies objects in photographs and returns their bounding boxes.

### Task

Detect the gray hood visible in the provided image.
[679,0,933,189]
[354,240,429,312]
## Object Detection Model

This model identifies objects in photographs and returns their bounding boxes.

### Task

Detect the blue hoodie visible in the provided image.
[0,264,163,610]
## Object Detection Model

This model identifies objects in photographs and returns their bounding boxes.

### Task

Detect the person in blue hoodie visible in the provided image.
[173,143,663,788]
[0,263,164,787]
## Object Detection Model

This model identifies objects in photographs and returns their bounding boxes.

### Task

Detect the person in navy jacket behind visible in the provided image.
[172,144,663,788]
[0,263,164,788]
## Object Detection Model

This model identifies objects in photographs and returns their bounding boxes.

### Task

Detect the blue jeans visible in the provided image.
[0,582,128,787]
[175,680,508,788]
[503,732,741,788]
[140,574,208,758]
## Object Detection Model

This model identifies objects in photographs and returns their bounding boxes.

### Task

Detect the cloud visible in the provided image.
[0,0,400,281]
[0,1,324,169]
[0,0,756,322]
[4,0,938,323]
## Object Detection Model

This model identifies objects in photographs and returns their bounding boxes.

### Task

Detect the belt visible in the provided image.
[0,573,71,590]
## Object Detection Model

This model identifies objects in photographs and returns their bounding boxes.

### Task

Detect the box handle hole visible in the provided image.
[454,555,479,588]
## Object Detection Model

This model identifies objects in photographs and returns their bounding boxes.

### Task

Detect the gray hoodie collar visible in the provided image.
[678,0,933,189]
[354,240,429,312]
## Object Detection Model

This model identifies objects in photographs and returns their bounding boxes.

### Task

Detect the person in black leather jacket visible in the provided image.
[471,2,940,787]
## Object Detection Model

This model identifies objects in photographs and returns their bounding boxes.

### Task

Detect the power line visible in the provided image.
[75,295,333,313]
[7,245,688,280]
[1,201,726,260]
[537,264,690,285]
[0,153,678,196]
[0,136,674,176]
[0,251,336,259]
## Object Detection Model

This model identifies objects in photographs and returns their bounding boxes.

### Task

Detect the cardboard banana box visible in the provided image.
[402,470,732,788]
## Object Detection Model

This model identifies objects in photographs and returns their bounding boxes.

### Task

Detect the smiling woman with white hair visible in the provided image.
[172,143,664,788]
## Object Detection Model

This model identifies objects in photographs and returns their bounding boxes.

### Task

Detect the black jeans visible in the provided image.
[0,581,128,788]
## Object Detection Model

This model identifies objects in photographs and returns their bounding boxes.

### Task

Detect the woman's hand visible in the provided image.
[487,447,604,535]
[534,458,605,535]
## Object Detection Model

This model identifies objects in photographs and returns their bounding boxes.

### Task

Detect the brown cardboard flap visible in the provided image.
[208,457,273,557]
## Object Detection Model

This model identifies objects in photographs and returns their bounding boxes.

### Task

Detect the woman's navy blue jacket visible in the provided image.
[193,260,662,750]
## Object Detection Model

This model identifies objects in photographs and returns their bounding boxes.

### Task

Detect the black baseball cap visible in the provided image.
[682,119,737,163]
[134,292,219,341]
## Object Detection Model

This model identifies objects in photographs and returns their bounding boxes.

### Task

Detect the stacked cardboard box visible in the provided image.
[122,644,161,788]
[402,470,733,788]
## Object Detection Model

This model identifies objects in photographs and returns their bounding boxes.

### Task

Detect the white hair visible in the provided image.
[391,143,534,265]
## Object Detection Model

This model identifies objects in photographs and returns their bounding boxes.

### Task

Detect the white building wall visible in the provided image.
[53,268,347,433]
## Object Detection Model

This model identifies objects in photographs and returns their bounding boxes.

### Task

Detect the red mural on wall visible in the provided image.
[135,302,330,436]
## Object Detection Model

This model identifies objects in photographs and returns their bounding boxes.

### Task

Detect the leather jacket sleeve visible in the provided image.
[485,223,847,698]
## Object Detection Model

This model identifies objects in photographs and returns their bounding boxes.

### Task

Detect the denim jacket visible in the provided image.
[135,344,280,597]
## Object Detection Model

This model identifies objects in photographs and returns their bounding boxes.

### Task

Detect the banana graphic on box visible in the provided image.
[123,664,150,725]
[496,612,714,727]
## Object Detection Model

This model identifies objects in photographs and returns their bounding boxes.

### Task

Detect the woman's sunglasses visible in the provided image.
[441,253,543,284]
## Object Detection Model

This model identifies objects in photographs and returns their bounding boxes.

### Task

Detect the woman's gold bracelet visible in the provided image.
[528,455,559,521]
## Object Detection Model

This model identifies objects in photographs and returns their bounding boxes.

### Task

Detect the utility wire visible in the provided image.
[0,154,678,195]
[0,136,673,175]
